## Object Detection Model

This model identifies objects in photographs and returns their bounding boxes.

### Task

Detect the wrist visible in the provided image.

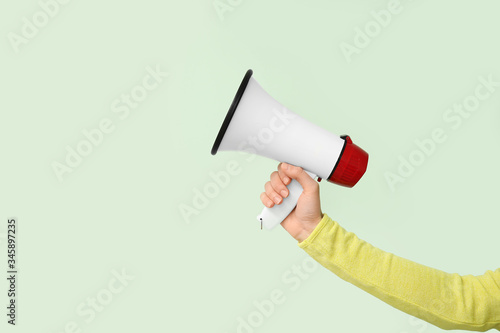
[297,213,323,243]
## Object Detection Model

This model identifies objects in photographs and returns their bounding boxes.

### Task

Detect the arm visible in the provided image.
[299,213,500,332]
[261,163,500,332]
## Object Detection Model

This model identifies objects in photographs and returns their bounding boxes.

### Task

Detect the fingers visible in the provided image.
[260,163,319,209]
[261,170,291,208]
[265,180,283,205]
[276,164,292,186]
[278,162,319,195]
[271,171,290,198]
[260,192,274,208]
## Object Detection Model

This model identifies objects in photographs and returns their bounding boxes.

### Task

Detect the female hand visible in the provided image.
[260,163,323,242]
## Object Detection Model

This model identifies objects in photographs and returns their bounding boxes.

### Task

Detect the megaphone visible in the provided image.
[211,70,368,230]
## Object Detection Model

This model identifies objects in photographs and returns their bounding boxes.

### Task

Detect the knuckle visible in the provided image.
[288,165,302,175]
[271,173,284,187]
[265,182,276,194]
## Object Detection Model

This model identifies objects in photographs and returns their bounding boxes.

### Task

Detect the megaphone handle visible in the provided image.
[257,171,317,230]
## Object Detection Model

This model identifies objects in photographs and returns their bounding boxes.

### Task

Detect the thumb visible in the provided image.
[278,163,319,195]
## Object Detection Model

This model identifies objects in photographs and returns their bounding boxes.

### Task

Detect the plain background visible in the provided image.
[1,0,499,332]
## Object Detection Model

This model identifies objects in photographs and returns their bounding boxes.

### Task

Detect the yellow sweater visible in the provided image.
[298,214,500,331]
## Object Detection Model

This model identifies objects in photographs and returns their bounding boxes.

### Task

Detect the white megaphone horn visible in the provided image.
[211,70,368,230]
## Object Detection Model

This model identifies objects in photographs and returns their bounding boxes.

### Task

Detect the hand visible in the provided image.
[260,163,323,242]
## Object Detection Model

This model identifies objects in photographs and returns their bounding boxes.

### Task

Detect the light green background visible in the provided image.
[1,0,499,332]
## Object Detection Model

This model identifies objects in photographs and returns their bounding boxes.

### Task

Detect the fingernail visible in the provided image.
[283,177,290,184]
[281,190,288,198]
[273,196,281,204]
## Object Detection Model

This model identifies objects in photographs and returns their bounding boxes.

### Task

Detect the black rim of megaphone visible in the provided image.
[211,69,254,155]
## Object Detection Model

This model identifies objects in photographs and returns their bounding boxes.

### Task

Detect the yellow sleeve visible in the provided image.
[298,214,500,332]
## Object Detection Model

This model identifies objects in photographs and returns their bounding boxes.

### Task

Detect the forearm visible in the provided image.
[299,214,500,331]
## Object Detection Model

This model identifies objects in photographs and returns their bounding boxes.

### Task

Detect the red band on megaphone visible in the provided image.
[328,135,369,188]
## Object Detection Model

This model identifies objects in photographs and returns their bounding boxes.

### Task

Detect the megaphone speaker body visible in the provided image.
[212,70,368,229]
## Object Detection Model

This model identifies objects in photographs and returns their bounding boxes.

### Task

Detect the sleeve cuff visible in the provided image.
[298,213,333,249]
